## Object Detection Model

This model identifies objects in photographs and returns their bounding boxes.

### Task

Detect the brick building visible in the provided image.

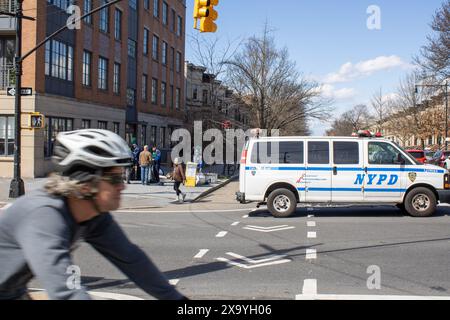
[0,0,186,177]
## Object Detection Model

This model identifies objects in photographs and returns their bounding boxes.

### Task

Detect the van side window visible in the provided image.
[250,141,304,164]
[308,141,329,164]
[333,142,359,165]
[368,142,410,165]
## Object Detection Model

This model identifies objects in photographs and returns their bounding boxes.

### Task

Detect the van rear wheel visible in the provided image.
[267,188,297,218]
[404,187,436,217]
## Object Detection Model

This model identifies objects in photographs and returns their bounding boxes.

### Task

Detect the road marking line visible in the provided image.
[307,232,317,239]
[226,252,288,264]
[242,215,249,218]
[88,291,144,300]
[116,208,252,214]
[217,257,291,269]
[244,226,295,232]
[301,279,317,295]
[194,249,209,259]
[307,215,314,218]
[231,222,240,226]
[245,225,290,230]
[216,231,228,238]
[307,221,316,227]
[306,249,317,260]
[169,279,179,286]
[295,294,450,300]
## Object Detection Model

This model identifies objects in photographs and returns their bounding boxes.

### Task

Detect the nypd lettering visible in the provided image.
[354,174,399,186]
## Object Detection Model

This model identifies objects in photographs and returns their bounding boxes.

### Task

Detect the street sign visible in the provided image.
[6,87,33,96]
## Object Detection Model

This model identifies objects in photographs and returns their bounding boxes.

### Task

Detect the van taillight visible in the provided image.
[445,174,450,189]
[240,149,248,164]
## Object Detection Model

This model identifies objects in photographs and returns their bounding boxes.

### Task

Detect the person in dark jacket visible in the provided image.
[171,158,186,203]
[152,146,162,184]
[0,129,187,300]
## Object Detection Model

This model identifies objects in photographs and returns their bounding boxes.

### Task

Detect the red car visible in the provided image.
[406,150,427,164]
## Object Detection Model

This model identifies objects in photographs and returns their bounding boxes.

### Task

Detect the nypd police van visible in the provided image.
[236,132,450,217]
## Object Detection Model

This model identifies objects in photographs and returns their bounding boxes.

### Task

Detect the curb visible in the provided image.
[192,175,239,203]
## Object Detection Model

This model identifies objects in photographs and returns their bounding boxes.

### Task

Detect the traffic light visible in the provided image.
[193,0,219,33]
[29,113,44,129]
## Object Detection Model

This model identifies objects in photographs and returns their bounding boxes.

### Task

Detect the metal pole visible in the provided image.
[9,0,24,198]
[446,80,449,151]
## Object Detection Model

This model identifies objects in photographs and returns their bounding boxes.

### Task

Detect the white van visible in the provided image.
[236,133,450,217]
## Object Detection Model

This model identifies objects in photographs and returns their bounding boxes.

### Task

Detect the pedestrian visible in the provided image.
[152,146,162,184]
[131,143,142,180]
[139,145,152,185]
[0,129,187,300]
[172,158,186,203]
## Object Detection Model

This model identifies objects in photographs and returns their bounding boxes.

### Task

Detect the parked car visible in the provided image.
[405,149,427,164]
[430,150,450,167]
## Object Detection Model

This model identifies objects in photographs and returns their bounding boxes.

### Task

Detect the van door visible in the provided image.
[331,140,364,202]
[363,141,407,202]
[305,140,332,202]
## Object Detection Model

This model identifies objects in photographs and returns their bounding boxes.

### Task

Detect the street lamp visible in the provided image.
[415,80,449,150]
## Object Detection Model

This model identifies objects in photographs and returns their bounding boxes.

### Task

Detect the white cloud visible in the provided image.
[324,55,412,84]
[320,84,357,101]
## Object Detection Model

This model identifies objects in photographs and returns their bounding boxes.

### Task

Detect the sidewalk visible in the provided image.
[0,176,229,210]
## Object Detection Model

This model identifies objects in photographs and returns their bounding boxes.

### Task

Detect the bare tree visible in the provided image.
[188,34,243,128]
[370,88,394,132]
[326,118,354,136]
[326,105,372,136]
[224,25,332,134]
[414,0,450,80]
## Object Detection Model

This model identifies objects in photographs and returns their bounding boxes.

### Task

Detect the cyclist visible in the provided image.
[0,129,187,300]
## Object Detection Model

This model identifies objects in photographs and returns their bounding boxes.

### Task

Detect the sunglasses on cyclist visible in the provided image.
[101,174,124,186]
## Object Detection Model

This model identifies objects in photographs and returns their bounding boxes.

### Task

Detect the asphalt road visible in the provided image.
[29,204,450,300]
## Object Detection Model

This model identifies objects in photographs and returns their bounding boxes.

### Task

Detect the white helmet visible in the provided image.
[53,129,133,176]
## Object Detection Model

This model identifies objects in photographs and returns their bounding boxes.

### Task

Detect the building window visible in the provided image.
[176,51,181,73]
[152,78,158,104]
[141,125,147,146]
[151,126,157,146]
[99,0,109,33]
[128,0,137,9]
[113,122,120,135]
[114,9,122,40]
[171,9,176,32]
[0,116,14,157]
[176,88,180,109]
[142,75,148,102]
[82,50,92,87]
[170,85,174,109]
[81,119,91,129]
[143,28,149,56]
[47,0,75,10]
[159,127,165,148]
[162,2,168,25]
[161,82,166,107]
[98,121,108,130]
[152,35,159,60]
[143,0,149,10]
[44,117,73,158]
[170,47,175,70]
[127,88,135,106]
[113,63,120,94]
[128,39,136,58]
[177,15,182,37]
[83,0,92,24]
[202,90,208,104]
[161,41,167,65]
[153,0,159,18]
[98,57,108,90]
[46,40,74,81]
[192,87,198,100]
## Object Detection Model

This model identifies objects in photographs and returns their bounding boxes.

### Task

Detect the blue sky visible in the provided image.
[185,0,445,135]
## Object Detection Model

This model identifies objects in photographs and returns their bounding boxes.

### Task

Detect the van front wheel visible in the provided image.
[267,189,297,218]
[404,187,437,217]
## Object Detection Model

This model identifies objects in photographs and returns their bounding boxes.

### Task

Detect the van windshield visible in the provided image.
[391,142,421,165]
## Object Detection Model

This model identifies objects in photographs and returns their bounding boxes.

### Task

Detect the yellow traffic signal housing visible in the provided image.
[29,113,44,129]
[193,0,219,33]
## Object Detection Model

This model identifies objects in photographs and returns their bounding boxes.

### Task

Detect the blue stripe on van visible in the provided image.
[246,167,444,174]
[296,188,406,193]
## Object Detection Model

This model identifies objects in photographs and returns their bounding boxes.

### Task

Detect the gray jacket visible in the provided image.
[0,189,183,300]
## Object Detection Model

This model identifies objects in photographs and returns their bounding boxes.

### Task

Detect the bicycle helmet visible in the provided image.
[53,129,133,179]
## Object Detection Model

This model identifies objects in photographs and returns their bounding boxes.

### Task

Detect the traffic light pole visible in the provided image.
[9,0,24,198]
[6,0,124,198]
